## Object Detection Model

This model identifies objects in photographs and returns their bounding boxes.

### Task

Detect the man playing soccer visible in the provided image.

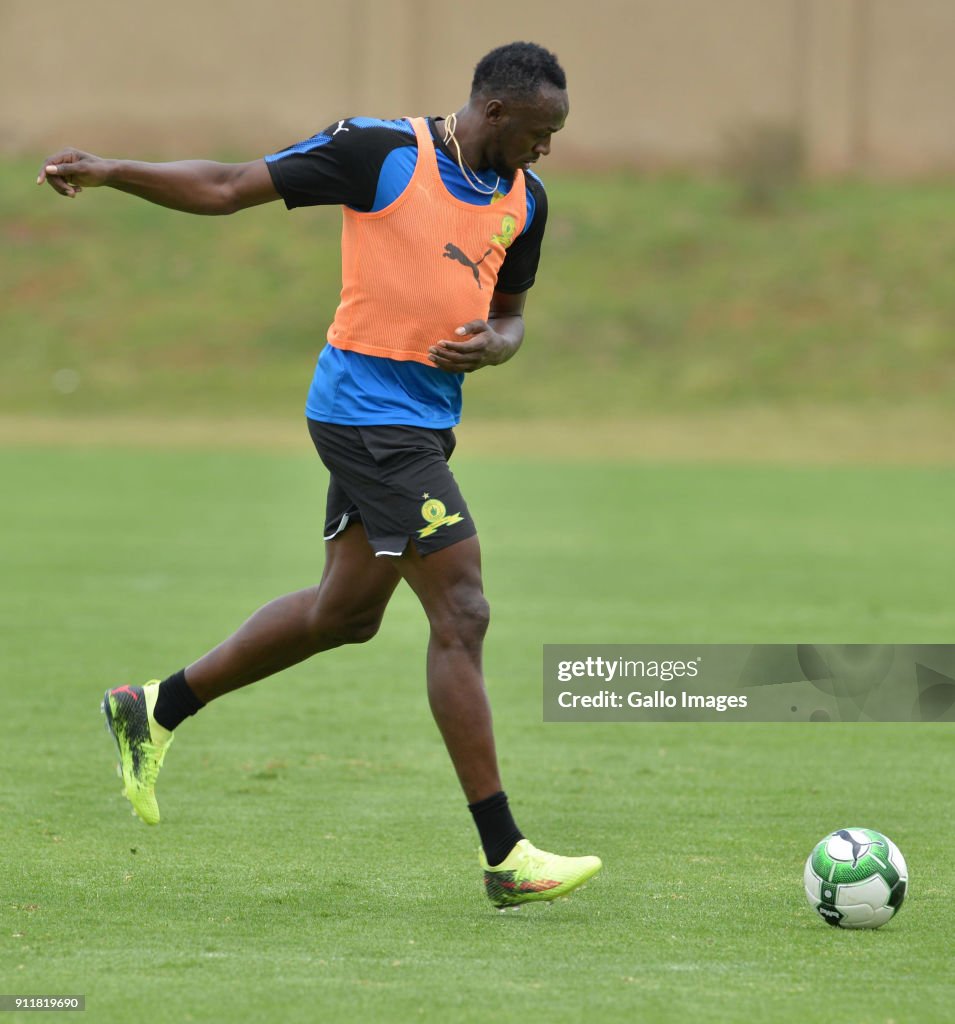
[38,41,601,909]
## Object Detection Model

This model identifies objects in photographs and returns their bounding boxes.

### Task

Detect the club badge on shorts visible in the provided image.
[418,493,464,538]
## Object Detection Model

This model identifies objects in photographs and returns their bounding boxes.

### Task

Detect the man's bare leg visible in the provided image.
[102,522,399,823]
[391,534,602,900]
[184,522,401,702]
[393,535,500,804]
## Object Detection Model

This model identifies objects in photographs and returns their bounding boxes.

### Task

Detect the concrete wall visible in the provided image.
[3,0,953,175]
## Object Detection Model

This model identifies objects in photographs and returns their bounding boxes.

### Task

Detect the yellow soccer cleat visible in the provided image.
[480,839,602,909]
[102,681,174,825]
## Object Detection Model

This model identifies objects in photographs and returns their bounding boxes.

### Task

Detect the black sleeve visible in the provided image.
[264,118,416,212]
[495,174,548,294]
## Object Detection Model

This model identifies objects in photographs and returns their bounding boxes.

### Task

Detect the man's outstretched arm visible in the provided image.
[36,149,279,215]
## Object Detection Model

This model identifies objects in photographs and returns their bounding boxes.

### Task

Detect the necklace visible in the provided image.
[442,112,501,196]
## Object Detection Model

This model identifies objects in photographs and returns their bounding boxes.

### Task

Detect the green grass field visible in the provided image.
[5,155,954,1021]
[3,444,953,1023]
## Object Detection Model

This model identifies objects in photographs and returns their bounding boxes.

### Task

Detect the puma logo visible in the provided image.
[834,829,884,868]
[442,243,492,288]
[333,120,350,135]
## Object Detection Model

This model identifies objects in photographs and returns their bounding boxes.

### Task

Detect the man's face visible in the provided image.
[484,85,569,176]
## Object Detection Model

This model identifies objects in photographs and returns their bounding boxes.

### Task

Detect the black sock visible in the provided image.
[152,669,205,731]
[468,791,524,866]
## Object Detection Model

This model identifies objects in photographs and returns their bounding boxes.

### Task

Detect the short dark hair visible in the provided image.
[471,42,566,100]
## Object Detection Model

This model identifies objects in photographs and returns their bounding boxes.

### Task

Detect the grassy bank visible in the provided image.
[4,163,955,419]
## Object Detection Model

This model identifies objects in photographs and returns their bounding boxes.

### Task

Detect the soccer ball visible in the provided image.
[804,827,908,929]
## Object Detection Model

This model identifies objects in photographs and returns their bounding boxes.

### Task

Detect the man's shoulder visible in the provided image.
[334,116,417,136]
[267,117,417,163]
[524,168,547,200]
[521,169,548,226]
[325,117,419,148]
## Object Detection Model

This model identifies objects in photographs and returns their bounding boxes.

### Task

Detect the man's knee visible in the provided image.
[308,603,384,646]
[429,586,490,648]
[337,615,382,645]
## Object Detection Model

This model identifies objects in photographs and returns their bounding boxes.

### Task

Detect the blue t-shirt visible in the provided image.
[265,117,547,427]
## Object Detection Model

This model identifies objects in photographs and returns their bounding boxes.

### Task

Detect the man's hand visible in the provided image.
[428,320,515,373]
[428,290,527,374]
[37,149,109,198]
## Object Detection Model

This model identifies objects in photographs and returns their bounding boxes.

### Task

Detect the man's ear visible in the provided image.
[483,98,506,126]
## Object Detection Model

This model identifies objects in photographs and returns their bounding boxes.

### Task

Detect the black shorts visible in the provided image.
[307,420,477,557]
